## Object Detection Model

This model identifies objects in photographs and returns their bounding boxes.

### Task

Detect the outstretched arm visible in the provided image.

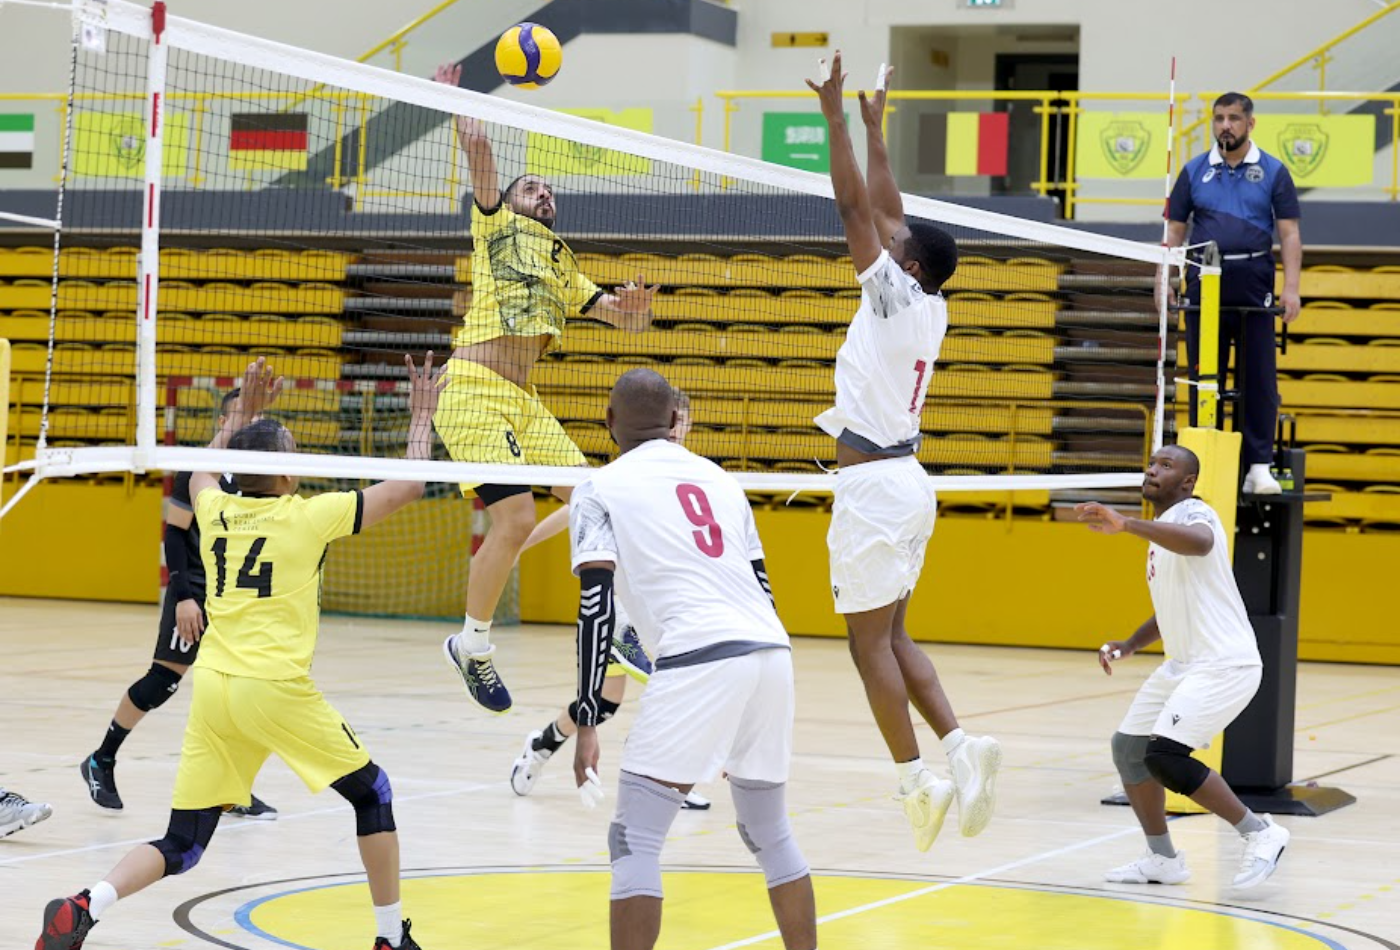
[191,357,283,499]
[806,51,881,274]
[859,64,904,246]
[435,63,500,210]
[359,353,446,530]
[1075,501,1214,556]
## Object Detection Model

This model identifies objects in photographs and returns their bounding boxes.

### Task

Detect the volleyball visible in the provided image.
[495,22,562,90]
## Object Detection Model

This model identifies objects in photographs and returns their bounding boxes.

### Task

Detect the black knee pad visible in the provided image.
[128,663,183,712]
[568,698,619,725]
[151,807,221,877]
[1144,736,1210,796]
[332,761,396,837]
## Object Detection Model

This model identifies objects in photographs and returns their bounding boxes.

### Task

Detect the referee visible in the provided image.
[1161,92,1302,495]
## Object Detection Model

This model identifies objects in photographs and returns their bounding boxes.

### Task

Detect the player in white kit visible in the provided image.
[508,393,711,810]
[568,369,815,950]
[807,52,1002,851]
[1077,444,1291,889]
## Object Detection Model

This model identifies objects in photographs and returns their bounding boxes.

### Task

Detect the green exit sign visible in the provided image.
[960,0,1011,7]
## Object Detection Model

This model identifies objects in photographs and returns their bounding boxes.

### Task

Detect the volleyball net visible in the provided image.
[6,0,1186,512]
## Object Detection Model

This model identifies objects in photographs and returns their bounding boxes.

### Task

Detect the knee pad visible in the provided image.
[568,698,620,725]
[128,663,183,712]
[331,761,396,836]
[609,773,684,900]
[1144,736,1210,796]
[1110,732,1152,786]
[151,807,220,877]
[730,778,809,888]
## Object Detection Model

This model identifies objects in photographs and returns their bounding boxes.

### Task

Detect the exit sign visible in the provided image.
[959,0,1011,7]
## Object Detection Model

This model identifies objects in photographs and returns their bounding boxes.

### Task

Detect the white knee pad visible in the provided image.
[609,773,685,900]
[730,777,809,888]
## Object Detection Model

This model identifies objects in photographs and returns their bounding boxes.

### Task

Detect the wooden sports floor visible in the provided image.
[2,597,1397,949]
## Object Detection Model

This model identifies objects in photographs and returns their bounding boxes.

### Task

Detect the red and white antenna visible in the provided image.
[1152,56,1178,453]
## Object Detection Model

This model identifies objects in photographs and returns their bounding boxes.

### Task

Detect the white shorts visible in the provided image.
[829,456,938,614]
[1118,659,1263,749]
[621,647,794,785]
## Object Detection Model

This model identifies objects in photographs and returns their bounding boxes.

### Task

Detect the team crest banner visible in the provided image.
[1076,113,1159,179]
[1253,114,1373,187]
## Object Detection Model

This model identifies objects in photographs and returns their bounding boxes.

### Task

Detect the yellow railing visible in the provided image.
[1177,1,1400,146]
[717,87,1400,218]
[355,0,465,70]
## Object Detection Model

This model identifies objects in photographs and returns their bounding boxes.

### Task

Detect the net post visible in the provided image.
[1196,243,1223,430]
[134,0,170,473]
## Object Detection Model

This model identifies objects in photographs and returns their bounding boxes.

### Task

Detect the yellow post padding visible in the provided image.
[0,339,8,530]
[1162,425,1241,814]
[1196,261,1223,430]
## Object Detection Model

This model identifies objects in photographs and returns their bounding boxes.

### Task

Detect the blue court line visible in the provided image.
[232,870,1352,950]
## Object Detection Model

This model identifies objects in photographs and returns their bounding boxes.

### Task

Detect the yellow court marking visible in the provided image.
[243,871,1338,950]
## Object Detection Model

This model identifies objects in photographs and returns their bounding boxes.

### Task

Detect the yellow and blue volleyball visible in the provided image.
[495,22,562,90]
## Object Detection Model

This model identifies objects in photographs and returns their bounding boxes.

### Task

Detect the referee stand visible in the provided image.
[1190,243,1356,817]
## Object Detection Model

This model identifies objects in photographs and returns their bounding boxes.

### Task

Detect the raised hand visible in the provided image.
[858,63,893,129]
[1075,501,1128,535]
[433,62,461,87]
[235,357,284,421]
[405,350,446,419]
[804,49,848,122]
[612,275,658,314]
[435,62,484,139]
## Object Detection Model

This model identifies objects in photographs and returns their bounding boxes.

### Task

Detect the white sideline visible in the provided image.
[698,824,1145,950]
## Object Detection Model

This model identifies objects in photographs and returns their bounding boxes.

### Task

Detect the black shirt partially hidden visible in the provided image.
[169,471,236,593]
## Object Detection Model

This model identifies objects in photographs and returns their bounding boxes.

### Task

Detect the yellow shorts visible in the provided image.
[432,358,587,497]
[171,667,370,810]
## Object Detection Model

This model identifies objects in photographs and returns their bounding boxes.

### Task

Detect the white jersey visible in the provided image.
[1147,498,1261,667]
[816,250,948,455]
[569,439,787,660]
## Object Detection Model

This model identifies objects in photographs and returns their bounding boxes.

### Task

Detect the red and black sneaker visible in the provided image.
[35,890,95,950]
[372,918,422,950]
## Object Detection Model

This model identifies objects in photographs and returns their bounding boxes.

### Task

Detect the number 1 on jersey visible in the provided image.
[909,359,928,414]
[676,483,724,557]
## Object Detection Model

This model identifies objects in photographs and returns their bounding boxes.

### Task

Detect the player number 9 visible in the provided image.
[676,483,724,558]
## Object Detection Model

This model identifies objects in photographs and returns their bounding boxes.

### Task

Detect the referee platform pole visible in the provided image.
[1188,244,1355,817]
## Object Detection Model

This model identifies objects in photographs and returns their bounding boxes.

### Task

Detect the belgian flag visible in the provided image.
[918,112,1009,177]
[229,113,308,171]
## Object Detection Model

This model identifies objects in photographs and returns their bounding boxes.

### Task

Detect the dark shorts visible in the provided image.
[153,588,208,666]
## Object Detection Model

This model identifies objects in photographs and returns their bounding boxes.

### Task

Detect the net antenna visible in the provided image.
[1154,55,1180,455]
[5,0,1189,522]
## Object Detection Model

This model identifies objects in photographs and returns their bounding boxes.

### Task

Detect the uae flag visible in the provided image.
[0,114,35,169]
[229,113,308,171]
[919,112,1009,177]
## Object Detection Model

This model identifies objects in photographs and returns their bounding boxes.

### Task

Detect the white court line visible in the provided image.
[0,782,492,867]
[700,824,1144,950]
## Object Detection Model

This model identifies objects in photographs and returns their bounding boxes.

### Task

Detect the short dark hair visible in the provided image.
[1163,443,1201,477]
[228,418,293,495]
[907,222,958,293]
[219,387,241,416]
[504,174,551,202]
[1213,92,1254,117]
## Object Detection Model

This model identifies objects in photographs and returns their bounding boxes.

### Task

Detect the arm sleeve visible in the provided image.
[569,482,618,573]
[1178,499,1217,528]
[164,522,195,602]
[1272,166,1301,221]
[858,250,919,319]
[304,491,364,542]
[574,566,617,727]
[1167,168,1194,223]
[169,470,194,513]
[751,557,775,610]
[743,502,764,560]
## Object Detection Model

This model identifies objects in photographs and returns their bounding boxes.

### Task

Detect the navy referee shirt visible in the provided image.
[1169,143,1300,255]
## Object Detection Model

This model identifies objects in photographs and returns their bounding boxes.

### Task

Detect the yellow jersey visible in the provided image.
[193,489,363,681]
[454,201,604,349]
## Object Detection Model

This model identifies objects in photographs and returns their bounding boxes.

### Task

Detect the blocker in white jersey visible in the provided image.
[816,249,948,456]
